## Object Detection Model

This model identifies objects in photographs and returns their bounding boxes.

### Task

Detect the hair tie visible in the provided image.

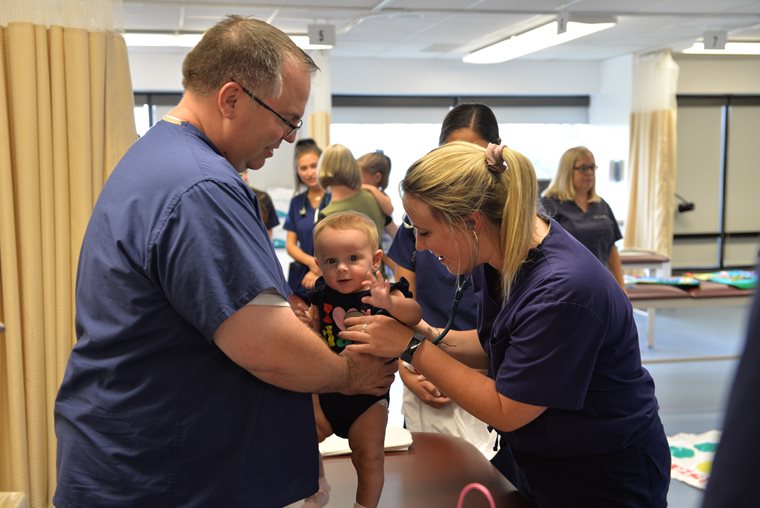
[485,143,508,175]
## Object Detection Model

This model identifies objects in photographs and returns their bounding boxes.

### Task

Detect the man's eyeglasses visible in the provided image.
[230,79,303,138]
[573,163,598,173]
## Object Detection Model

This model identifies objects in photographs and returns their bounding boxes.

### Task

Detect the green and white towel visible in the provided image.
[668,430,721,489]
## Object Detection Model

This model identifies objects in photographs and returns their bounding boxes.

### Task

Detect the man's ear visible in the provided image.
[218,82,241,119]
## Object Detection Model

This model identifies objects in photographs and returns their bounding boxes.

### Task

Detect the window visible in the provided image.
[133,92,182,136]
[330,97,627,226]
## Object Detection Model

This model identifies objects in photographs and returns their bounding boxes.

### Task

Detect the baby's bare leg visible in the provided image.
[302,395,332,508]
[347,401,389,508]
[312,394,333,442]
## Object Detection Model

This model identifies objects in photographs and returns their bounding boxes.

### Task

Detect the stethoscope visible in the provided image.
[432,274,470,345]
[299,193,325,223]
[401,214,473,345]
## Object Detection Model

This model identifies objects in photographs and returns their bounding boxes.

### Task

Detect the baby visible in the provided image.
[302,211,421,508]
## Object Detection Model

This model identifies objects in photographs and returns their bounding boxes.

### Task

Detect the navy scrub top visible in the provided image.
[540,196,621,267]
[54,119,318,508]
[283,190,331,298]
[478,220,669,506]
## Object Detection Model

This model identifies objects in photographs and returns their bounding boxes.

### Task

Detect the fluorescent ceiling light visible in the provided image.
[124,33,202,48]
[124,33,332,50]
[681,41,760,55]
[463,20,616,64]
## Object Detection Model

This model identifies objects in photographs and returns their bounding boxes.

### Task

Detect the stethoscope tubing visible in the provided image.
[432,274,469,345]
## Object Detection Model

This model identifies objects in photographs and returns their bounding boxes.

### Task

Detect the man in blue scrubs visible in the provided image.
[53,16,396,508]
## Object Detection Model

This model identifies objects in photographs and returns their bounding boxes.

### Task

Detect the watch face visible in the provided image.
[401,335,424,363]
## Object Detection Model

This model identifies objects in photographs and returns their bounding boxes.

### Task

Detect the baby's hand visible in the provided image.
[294,304,317,330]
[362,270,392,311]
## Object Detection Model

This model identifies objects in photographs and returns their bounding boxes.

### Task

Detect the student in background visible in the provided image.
[438,103,501,148]
[388,103,499,458]
[284,138,330,303]
[541,146,625,289]
[317,144,386,240]
[240,170,279,237]
[302,211,421,508]
[358,150,397,238]
[358,150,398,277]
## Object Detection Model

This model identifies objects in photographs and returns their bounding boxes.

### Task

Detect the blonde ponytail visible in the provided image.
[498,147,538,299]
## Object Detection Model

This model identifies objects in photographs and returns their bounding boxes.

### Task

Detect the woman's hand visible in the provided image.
[342,314,412,358]
[399,363,451,408]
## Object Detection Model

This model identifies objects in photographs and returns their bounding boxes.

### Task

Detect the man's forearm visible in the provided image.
[214,304,395,395]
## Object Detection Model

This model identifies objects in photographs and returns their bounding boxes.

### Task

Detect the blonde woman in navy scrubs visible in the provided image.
[541,146,625,290]
[343,141,670,507]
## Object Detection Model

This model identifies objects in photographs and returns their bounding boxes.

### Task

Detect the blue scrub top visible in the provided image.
[54,119,317,507]
[283,190,331,256]
[283,190,331,297]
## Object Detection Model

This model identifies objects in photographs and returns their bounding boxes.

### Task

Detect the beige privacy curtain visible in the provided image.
[307,49,332,148]
[623,51,680,257]
[0,1,136,505]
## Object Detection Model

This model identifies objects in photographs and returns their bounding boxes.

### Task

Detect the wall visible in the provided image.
[129,49,602,96]
[128,50,760,97]
[674,55,760,94]
[127,49,760,217]
[128,49,606,192]
[330,57,600,96]
[129,50,187,91]
[589,54,633,219]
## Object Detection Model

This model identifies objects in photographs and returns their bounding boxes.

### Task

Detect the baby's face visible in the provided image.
[315,229,377,294]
